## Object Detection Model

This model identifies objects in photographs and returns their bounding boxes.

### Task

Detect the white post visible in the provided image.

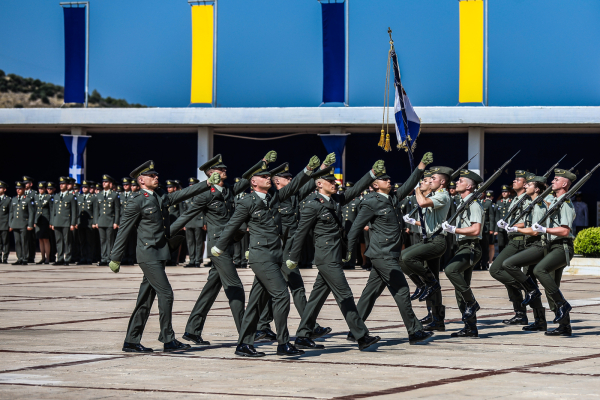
[197,127,214,180]
[71,126,86,179]
[468,127,485,179]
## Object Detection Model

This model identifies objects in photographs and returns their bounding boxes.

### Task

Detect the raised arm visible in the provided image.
[346,202,375,258]
[339,170,375,206]
[167,180,211,205]
[396,167,425,201]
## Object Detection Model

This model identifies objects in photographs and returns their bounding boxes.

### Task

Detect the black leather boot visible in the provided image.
[419,305,432,324]
[550,291,572,323]
[423,305,445,332]
[408,274,426,301]
[418,270,441,302]
[503,301,528,325]
[521,276,542,307]
[450,322,479,338]
[523,307,547,331]
[545,323,572,337]
[460,290,480,322]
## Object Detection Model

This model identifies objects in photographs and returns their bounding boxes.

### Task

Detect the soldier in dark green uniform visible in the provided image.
[92,182,102,263]
[165,180,181,266]
[0,181,10,263]
[77,180,95,265]
[345,153,434,344]
[495,185,513,253]
[94,175,120,266]
[34,182,52,264]
[109,160,217,353]
[119,178,136,265]
[9,182,35,265]
[22,176,36,263]
[169,152,277,346]
[181,177,205,268]
[441,170,485,337]
[232,177,248,268]
[51,176,77,266]
[287,161,386,351]
[477,190,495,270]
[46,182,57,263]
[341,182,360,269]
[213,154,320,357]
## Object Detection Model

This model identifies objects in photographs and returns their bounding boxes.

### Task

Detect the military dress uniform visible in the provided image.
[9,183,35,265]
[478,193,495,269]
[46,182,58,262]
[94,175,121,266]
[77,181,95,264]
[232,180,249,268]
[495,186,513,252]
[119,179,136,265]
[181,177,206,268]
[341,182,360,268]
[51,178,78,264]
[22,176,37,262]
[165,180,182,266]
[33,182,52,263]
[0,182,11,263]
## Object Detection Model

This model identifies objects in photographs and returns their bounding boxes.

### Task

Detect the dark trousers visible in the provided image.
[233,234,249,266]
[92,228,101,262]
[501,241,547,311]
[125,260,176,344]
[70,229,79,262]
[533,241,573,296]
[13,228,28,262]
[54,226,72,263]
[296,261,368,340]
[497,230,509,253]
[300,230,315,268]
[356,257,423,335]
[444,241,482,317]
[489,238,528,308]
[0,230,9,262]
[238,261,290,345]
[98,227,115,263]
[78,226,94,263]
[185,249,245,336]
[124,229,137,264]
[49,228,57,262]
[185,227,205,265]
[478,231,490,268]
[27,229,36,262]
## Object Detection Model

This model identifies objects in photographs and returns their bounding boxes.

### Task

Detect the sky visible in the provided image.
[1,0,600,108]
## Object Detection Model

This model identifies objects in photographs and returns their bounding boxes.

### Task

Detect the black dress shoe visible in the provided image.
[418,281,441,302]
[410,286,425,301]
[183,263,198,268]
[346,332,356,342]
[409,330,434,345]
[462,301,480,321]
[122,342,153,353]
[97,262,108,266]
[63,263,69,266]
[261,328,277,341]
[311,326,332,339]
[235,344,265,357]
[503,312,528,325]
[12,261,22,265]
[35,260,45,265]
[523,320,547,331]
[357,334,380,350]
[276,342,305,356]
[295,337,324,349]
[182,332,211,345]
[21,262,28,265]
[44,260,49,264]
[545,324,572,337]
[450,327,479,338]
[255,331,267,341]
[164,339,191,352]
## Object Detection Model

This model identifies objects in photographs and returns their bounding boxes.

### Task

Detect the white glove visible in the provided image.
[441,221,456,234]
[505,226,518,233]
[403,215,416,225]
[286,260,298,270]
[532,223,546,233]
[497,219,508,229]
[211,246,223,257]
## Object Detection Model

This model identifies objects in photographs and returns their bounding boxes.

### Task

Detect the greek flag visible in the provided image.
[61,134,91,183]
[391,49,421,153]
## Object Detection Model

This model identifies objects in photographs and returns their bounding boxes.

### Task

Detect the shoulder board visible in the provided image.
[565,200,571,204]
[313,197,324,204]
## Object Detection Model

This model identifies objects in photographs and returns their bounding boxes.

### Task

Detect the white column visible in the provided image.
[468,127,485,179]
[71,127,87,180]
[197,127,214,180]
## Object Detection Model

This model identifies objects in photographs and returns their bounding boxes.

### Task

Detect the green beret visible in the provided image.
[515,170,529,179]
[526,175,547,184]
[459,169,483,184]
[554,168,576,182]
[429,166,454,177]
[423,170,433,177]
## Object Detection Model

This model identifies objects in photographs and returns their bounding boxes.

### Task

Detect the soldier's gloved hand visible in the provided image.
[372,160,386,176]
[211,246,223,257]
[421,152,433,166]
[323,152,336,167]
[403,214,416,225]
[244,250,249,260]
[497,219,508,229]
[441,221,456,234]
[342,251,352,263]
[532,223,546,233]
[505,225,518,233]
[208,172,221,186]
[286,260,298,270]
[307,155,320,170]
[264,150,277,164]
[109,260,120,273]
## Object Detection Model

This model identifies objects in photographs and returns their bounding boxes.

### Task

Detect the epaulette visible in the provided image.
[314,197,324,204]
[565,200,571,204]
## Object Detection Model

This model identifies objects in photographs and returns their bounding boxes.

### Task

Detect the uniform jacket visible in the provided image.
[0,195,11,231]
[288,171,375,266]
[481,199,495,233]
[119,191,134,225]
[347,168,424,259]
[180,198,205,229]
[50,192,77,227]
[341,196,361,233]
[216,170,312,264]
[34,193,52,226]
[279,180,317,239]
[111,181,211,263]
[494,197,513,232]
[94,190,121,227]
[77,193,95,228]
[9,195,35,229]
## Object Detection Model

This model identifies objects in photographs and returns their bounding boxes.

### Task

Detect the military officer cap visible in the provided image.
[515,170,534,180]
[338,186,346,192]
[81,180,90,187]
[376,173,391,180]
[95,183,101,189]
[22,176,33,183]
[47,182,55,189]
[501,185,510,191]
[131,180,139,187]
[116,185,123,192]
[130,160,158,179]
[166,180,176,187]
[58,176,69,184]
[73,182,81,190]
[428,166,454,177]
[234,177,241,183]
[38,181,47,188]
[527,175,547,184]
[554,168,577,182]
[423,170,433,177]
[459,169,483,184]
[486,191,493,197]
[66,177,75,184]
[102,174,115,183]
[15,181,25,189]
[0,181,7,188]
[269,163,291,177]
[394,182,403,189]
[242,160,269,180]
[188,177,199,185]
[448,181,456,188]
[345,182,354,187]
[199,154,226,172]
[121,177,131,185]
[174,180,182,189]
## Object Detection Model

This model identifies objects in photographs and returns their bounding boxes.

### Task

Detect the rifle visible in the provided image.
[534,162,600,226]
[501,154,567,224]
[510,159,582,226]
[407,153,479,218]
[430,150,521,239]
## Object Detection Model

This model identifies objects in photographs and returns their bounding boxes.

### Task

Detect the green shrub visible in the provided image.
[574,227,600,257]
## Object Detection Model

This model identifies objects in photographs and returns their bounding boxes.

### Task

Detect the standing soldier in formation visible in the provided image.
[478,190,495,270]
[0,181,10,263]
[51,177,77,266]
[165,180,181,266]
[34,182,52,264]
[108,161,217,353]
[119,178,136,265]
[94,175,120,266]
[23,176,37,263]
[46,182,57,263]
[10,182,35,265]
[181,177,205,268]
[77,180,95,265]
[495,185,513,253]
[232,177,249,268]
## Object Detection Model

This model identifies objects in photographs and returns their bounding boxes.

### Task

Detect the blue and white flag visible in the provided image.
[391,50,421,153]
[61,134,91,183]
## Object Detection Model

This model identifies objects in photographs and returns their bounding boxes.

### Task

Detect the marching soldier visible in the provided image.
[77,180,95,265]
[440,170,485,337]
[119,178,136,265]
[232,177,249,268]
[23,176,36,263]
[495,185,513,253]
[10,182,35,265]
[34,182,52,264]
[92,182,102,263]
[94,175,120,266]
[181,177,205,268]
[341,182,360,269]
[441,181,460,266]
[108,160,217,353]
[287,160,386,352]
[0,181,10,263]
[51,176,77,265]
[477,190,495,270]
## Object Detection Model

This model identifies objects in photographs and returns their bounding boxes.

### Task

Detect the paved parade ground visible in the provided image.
[1,256,599,399]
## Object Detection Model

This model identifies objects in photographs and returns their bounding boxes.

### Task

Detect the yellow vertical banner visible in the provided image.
[191,5,214,104]
[459,0,484,103]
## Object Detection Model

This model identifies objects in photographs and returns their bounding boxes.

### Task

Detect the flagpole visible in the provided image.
[213,0,218,108]
[484,0,488,106]
[345,0,349,106]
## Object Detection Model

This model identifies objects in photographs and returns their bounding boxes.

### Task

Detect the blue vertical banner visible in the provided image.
[62,135,91,183]
[319,134,348,181]
[321,2,345,103]
[63,7,86,103]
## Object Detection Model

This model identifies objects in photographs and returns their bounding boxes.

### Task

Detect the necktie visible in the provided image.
[264,193,271,206]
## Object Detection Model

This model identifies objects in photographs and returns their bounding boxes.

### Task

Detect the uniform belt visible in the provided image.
[549,238,573,245]
[509,235,525,241]
[457,239,479,246]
